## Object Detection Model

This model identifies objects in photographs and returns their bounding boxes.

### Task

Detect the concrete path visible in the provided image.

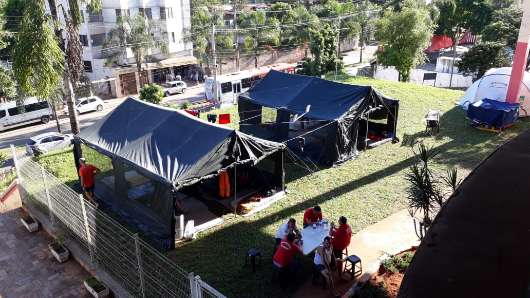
[293,209,420,298]
[0,196,91,297]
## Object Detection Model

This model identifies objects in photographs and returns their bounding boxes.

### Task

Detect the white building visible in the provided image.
[47,0,196,98]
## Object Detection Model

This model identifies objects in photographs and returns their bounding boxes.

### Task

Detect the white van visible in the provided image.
[0,98,53,132]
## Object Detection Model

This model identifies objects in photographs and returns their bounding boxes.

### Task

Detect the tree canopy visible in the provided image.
[375,4,434,81]
[139,83,164,104]
[434,0,492,40]
[481,6,521,49]
[299,23,342,76]
[12,0,64,99]
[457,42,511,80]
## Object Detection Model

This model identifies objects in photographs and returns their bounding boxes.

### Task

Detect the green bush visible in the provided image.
[139,83,164,104]
[381,251,415,274]
[0,152,6,167]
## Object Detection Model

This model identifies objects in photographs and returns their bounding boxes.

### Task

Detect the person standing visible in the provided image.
[330,216,352,278]
[303,205,323,228]
[78,158,100,203]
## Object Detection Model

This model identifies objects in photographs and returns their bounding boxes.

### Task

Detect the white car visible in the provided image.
[163,81,187,96]
[63,96,104,115]
[26,132,73,156]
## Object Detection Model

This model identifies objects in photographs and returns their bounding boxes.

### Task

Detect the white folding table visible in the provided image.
[300,224,330,255]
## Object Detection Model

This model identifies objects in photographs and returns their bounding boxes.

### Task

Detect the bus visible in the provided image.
[205,63,297,106]
[0,98,53,132]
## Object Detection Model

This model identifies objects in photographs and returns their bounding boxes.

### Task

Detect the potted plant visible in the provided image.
[48,234,69,263]
[84,277,110,298]
[20,211,39,232]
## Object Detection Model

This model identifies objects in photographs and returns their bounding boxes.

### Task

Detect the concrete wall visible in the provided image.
[374,66,473,88]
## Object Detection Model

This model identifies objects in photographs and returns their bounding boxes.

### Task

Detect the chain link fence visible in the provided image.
[13,148,226,298]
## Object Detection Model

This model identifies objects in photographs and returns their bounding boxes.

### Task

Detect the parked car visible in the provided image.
[26,132,73,156]
[163,81,187,96]
[0,98,53,132]
[63,96,104,115]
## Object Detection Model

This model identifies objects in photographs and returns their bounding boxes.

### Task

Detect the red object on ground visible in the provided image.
[218,113,231,124]
[425,35,453,53]
[273,240,302,267]
[185,109,199,117]
[330,223,352,251]
[303,207,323,225]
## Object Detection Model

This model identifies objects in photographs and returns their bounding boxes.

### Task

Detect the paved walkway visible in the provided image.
[0,199,91,297]
[293,209,420,298]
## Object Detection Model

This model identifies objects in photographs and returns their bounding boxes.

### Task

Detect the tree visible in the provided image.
[104,15,168,87]
[375,5,434,81]
[405,142,460,240]
[12,0,64,99]
[240,10,280,68]
[139,83,164,104]
[0,67,16,101]
[291,6,320,57]
[299,23,343,76]
[353,0,380,63]
[434,0,492,86]
[457,42,511,80]
[189,5,219,72]
[0,0,26,60]
[481,6,522,49]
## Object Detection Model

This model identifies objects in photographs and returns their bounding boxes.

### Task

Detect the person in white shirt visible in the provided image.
[274,218,300,254]
[314,236,338,295]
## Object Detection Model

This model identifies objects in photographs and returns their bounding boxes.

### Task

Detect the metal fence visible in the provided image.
[13,147,226,298]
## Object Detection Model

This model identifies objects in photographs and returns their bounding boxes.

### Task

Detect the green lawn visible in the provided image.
[34,76,530,297]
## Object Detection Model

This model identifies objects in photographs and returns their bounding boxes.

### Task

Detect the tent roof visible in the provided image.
[239,70,392,120]
[76,97,284,187]
[399,129,530,298]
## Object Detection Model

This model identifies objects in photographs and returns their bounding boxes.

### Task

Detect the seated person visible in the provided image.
[314,236,338,295]
[303,205,323,228]
[330,216,352,277]
[274,218,300,254]
[272,233,302,287]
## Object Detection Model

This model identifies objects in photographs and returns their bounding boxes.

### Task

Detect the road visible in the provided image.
[0,84,205,149]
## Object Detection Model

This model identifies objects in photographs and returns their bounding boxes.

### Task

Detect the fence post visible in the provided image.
[189,272,198,298]
[133,234,146,298]
[195,276,203,298]
[79,194,95,264]
[41,167,55,225]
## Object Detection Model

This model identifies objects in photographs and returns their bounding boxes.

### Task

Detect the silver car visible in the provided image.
[163,81,187,96]
[26,132,73,156]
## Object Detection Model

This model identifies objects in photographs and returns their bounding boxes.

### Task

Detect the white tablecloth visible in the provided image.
[301,225,330,255]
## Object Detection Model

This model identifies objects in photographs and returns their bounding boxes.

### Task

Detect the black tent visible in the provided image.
[76,97,285,249]
[238,70,399,166]
[399,129,530,298]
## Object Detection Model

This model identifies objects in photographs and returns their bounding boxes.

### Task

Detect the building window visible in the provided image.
[138,8,145,17]
[83,61,93,73]
[160,7,166,19]
[115,9,121,18]
[171,32,175,43]
[79,35,88,47]
[115,9,130,19]
[169,7,174,18]
[90,33,106,46]
[145,8,152,20]
[88,10,103,23]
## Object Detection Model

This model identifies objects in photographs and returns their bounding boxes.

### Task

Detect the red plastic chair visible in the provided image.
[218,113,231,124]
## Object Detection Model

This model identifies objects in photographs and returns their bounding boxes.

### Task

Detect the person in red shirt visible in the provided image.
[303,205,322,228]
[330,216,352,277]
[78,158,100,202]
[272,233,302,288]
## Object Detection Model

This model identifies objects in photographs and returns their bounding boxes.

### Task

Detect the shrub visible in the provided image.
[381,251,415,274]
[0,152,7,167]
[180,101,190,109]
[139,83,164,104]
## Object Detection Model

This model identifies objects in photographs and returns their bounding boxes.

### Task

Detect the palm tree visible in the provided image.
[103,15,168,88]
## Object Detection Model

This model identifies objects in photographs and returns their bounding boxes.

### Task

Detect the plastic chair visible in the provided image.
[207,114,217,123]
[244,248,261,272]
[219,113,231,124]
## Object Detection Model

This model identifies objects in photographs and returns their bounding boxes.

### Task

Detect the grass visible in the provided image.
[33,75,530,297]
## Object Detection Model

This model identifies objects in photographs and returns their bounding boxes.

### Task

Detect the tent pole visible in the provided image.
[233,159,238,216]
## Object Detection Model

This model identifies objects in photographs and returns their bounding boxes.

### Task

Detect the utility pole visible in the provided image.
[234,2,240,72]
[335,17,341,80]
[211,24,218,103]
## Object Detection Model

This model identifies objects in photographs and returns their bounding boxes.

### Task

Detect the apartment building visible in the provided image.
[47,0,195,98]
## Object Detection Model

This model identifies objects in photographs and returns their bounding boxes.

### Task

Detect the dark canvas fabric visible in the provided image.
[399,130,530,298]
[239,71,399,166]
[77,97,284,187]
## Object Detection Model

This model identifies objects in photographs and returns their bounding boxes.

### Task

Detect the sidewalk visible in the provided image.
[293,209,419,298]
[0,195,91,297]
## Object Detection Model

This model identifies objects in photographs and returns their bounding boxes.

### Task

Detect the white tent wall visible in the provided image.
[458,67,530,117]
